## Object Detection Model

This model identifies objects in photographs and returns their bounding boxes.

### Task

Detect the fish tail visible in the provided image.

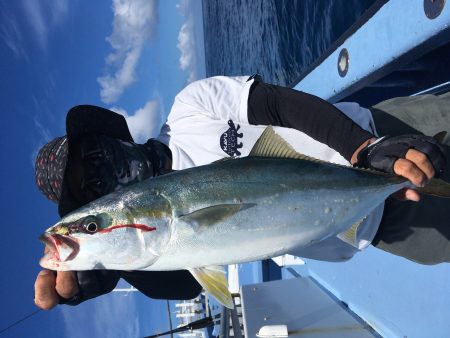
[417,178,450,198]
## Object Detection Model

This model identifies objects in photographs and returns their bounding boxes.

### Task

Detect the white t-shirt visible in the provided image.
[157,76,383,262]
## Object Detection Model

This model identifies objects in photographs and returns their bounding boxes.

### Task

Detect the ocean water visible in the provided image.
[203,0,377,86]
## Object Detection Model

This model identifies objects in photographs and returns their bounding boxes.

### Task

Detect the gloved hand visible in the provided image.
[34,269,121,309]
[34,269,79,310]
[355,134,446,177]
[355,134,446,202]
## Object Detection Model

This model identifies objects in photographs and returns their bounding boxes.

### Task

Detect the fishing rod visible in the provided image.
[142,315,217,338]
[0,309,41,336]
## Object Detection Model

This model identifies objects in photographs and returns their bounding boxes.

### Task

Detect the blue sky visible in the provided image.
[0,1,205,337]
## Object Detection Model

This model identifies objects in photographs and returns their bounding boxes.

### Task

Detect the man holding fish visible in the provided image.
[34,75,448,310]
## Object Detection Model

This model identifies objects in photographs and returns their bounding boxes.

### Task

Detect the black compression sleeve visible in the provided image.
[60,270,202,305]
[247,82,374,161]
[121,270,202,300]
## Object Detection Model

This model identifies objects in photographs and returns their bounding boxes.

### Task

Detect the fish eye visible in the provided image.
[80,216,100,234]
[85,222,98,233]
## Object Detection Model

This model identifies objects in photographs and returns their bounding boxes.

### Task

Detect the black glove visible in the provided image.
[355,134,446,177]
[58,270,120,305]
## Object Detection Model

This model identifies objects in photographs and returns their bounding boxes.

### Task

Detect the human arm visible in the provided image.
[121,271,202,300]
[34,268,202,310]
[247,81,445,201]
[247,83,375,161]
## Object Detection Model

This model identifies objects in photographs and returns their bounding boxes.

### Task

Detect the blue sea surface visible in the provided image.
[203,0,377,85]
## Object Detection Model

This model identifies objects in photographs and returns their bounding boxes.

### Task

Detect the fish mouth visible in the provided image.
[40,233,80,263]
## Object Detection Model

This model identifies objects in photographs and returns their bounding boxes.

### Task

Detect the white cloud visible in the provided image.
[98,47,142,105]
[177,20,196,83]
[98,0,158,104]
[21,0,47,51]
[30,93,58,166]
[51,0,69,26]
[33,116,52,144]
[110,97,162,143]
[0,3,28,61]
[20,0,69,53]
[176,0,206,83]
[31,116,52,166]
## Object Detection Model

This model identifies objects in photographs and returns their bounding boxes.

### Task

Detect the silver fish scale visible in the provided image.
[144,157,407,270]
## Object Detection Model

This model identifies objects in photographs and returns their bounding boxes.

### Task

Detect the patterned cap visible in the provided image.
[34,105,135,216]
[35,136,69,202]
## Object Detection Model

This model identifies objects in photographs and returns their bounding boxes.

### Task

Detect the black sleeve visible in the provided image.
[120,270,202,300]
[60,270,201,305]
[59,270,120,306]
[247,81,374,161]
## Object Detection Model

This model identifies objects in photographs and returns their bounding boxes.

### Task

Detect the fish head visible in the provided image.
[39,204,166,271]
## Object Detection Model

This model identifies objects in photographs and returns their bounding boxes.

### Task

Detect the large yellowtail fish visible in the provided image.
[40,127,449,308]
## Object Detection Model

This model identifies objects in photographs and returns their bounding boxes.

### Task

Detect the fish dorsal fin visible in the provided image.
[179,204,256,228]
[337,217,366,248]
[212,156,236,163]
[249,126,325,163]
[251,127,396,177]
[188,266,234,309]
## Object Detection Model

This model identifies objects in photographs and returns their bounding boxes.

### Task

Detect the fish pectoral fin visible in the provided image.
[336,217,366,248]
[188,266,234,309]
[179,204,255,228]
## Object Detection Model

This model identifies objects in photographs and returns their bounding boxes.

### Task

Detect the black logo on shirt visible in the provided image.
[220,120,243,156]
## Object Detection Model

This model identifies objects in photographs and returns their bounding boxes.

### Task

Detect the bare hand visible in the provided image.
[34,266,79,310]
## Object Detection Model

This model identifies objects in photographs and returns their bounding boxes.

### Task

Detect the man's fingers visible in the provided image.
[34,270,59,310]
[34,270,79,309]
[394,148,437,187]
[355,134,446,178]
[393,158,428,187]
[404,188,421,201]
[392,188,421,202]
[405,149,435,180]
[55,271,79,299]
